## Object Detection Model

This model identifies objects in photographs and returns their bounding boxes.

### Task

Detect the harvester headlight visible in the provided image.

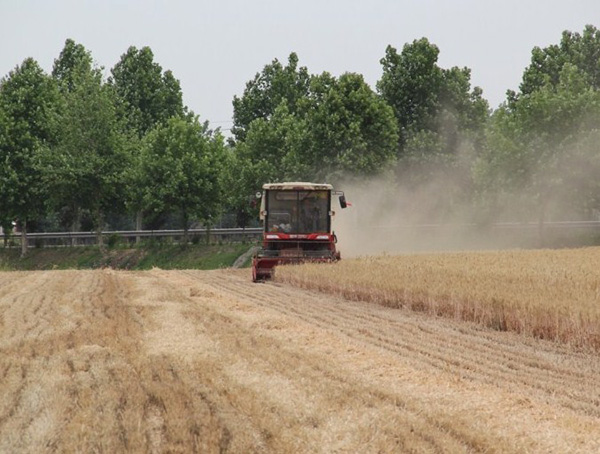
[265,234,279,239]
[316,235,329,240]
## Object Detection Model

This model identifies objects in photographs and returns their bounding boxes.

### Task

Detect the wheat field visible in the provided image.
[1,268,600,452]
[274,247,600,350]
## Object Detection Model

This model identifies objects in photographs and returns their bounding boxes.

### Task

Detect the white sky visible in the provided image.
[1,0,599,132]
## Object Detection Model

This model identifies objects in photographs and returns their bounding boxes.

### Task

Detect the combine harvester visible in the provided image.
[252,182,348,282]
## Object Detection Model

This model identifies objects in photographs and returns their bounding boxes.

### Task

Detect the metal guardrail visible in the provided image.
[1,221,600,246]
[0,227,263,246]
[16,227,262,240]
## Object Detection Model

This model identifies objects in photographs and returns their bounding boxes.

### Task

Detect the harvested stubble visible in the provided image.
[274,247,600,350]
[3,268,600,452]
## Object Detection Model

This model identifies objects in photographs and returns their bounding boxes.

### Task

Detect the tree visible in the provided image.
[50,39,99,241]
[110,46,184,137]
[231,52,310,142]
[140,116,225,242]
[233,64,398,188]
[476,63,600,234]
[221,150,264,229]
[303,72,398,179]
[439,66,489,150]
[46,54,130,248]
[225,101,312,224]
[0,105,14,246]
[52,38,93,93]
[378,39,443,149]
[477,26,600,229]
[377,38,488,160]
[376,39,489,219]
[110,46,185,234]
[237,102,310,178]
[519,25,600,97]
[0,58,60,256]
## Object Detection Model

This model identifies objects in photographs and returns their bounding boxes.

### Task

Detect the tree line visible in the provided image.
[2,25,600,255]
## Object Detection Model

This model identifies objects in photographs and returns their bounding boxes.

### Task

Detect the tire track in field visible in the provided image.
[164,269,600,453]
[186,269,600,419]
[271,285,600,416]
[0,271,128,452]
[150,270,499,453]
[0,272,30,295]
[0,271,74,452]
[0,270,231,453]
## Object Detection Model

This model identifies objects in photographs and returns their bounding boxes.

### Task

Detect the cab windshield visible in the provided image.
[266,190,330,234]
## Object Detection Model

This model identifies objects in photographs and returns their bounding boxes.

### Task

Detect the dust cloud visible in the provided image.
[331,140,600,258]
[332,174,509,258]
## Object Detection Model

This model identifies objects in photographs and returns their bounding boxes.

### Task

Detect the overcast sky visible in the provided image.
[1,0,599,132]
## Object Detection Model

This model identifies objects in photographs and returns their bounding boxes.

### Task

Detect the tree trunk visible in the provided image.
[71,206,81,247]
[96,226,104,250]
[182,209,189,245]
[94,207,104,251]
[20,220,27,258]
[135,210,143,245]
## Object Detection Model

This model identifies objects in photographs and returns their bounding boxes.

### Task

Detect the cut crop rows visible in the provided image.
[275,247,600,350]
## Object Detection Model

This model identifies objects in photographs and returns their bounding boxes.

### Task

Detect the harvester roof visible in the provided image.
[262,182,333,191]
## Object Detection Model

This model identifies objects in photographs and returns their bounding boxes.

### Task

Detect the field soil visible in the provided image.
[1,269,599,453]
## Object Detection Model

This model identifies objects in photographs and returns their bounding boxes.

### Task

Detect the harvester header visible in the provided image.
[252,182,347,281]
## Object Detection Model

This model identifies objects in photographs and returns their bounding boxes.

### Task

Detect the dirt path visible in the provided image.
[231,246,260,268]
[0,269,599,453]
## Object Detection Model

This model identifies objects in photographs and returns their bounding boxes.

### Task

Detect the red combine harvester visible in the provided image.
[251,182,348,282]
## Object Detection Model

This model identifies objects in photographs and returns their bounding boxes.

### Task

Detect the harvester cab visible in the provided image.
[251,182,347,282]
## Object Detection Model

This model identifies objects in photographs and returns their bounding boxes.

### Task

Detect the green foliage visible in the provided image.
[45,43,130,241]
[237,102,311,180]
[110,45,187,231]
[476,51,600,222]
[303,72,398,178]
[110,46,184,137]
[140,116,226,234]
[0,247,96,269]
[377,38,489,162]
[232,53,310,142]
[375,38,490,218]
[134,243,251,270]
[107,233,121,248]
[520,25,600,97]
[373,44,483,223]
[4,30,600,241]
[52,38,94,93]
[0,106,12,230]
[0,58,61,254]
[0,243,253,270]
[231,54,399,194]
[378,39,444,141]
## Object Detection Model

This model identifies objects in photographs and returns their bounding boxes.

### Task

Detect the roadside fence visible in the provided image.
[1,228,263,248]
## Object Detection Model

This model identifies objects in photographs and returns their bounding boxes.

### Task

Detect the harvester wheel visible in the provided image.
[252,259,266,283]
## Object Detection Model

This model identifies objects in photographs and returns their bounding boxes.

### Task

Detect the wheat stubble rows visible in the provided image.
[0,269,599,453]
